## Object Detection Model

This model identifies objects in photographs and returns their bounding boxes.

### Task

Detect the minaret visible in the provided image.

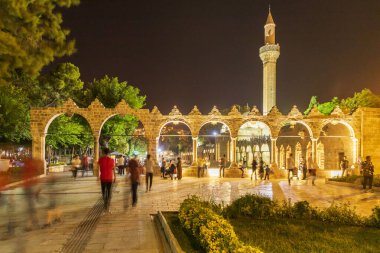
[260,7,280,115]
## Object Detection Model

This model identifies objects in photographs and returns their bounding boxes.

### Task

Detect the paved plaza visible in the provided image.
[0,173,379,253]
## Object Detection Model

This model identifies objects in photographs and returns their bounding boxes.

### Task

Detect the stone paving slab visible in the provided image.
[0,174,379,252]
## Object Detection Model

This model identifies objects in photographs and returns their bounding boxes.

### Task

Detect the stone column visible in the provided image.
[192,136,198,166]
[270,137,277,164]
[311,138,318,164]
[93,135,100,177]
[147,136,158,164]
[230,137,237,167]
[352,137,358,164]
[32,134,47,174]
[227,141,230,161]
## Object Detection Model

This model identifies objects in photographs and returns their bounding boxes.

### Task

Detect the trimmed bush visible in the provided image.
[179,196,262,253]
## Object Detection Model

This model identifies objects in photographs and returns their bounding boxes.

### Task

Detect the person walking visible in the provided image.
[361,155,374,192]
[340,156,349,177]
[98,148,116,212]
[287,153,296,185]
[197,156,204,178]
[177,157,183,180]
[251,158,257,180]
[128,158,140,206]
[117,155,125,175]
[160,158,166,178]
[300,157,307,180]
[239,157,247,178]
[264,163,271,180]
[259,158,264,180]
[71,155,81,179]
[145,154,154,192]
[81,154,90,177]
[219,154,226,178]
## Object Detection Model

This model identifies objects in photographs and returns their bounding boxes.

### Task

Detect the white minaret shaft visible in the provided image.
[260,8,280,115]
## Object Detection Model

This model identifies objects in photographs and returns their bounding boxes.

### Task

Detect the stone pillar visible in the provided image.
[311,138,318,164]
[230,137,237,167]
[147,136,158,164]
[352,137,358,164]
[227,141,230,161]
[215,143,220,161]
[93,135,100,177]
[270,137,277,164]
[32,134,47,174]
[192,136,198,166]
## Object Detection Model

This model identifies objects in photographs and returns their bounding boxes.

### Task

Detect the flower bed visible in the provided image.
[328,175,380,187]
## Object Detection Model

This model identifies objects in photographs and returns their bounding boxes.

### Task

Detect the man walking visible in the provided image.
[219,154,226,178]
[129,158,140,206]
[145,154,154,192]
[340,156,349,177]
[98,148,116,212]
[361,155,374,192]
[251,158,257,181]
[287,153,296,185]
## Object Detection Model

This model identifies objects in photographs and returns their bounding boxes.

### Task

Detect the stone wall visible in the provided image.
[358,108,380,174]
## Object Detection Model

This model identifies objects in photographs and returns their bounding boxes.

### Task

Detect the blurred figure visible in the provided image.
[0,172,16,239]
[81,154,90,177]
[264,163,271,180]
[251,158,258,181]
[117,155,125,175]
[145,154,154,192]
[177,157,182,180]
[71,155,81,179]
[259,158,265,180]
[128,158,140,207]
[23,158,43,231]
[43,175,62,227]
[340,156,349,177]
[160,158,167,178]
[219,154,226,178]
[197,156,204,178]
[98,148,116,213]
[361,155,374,192]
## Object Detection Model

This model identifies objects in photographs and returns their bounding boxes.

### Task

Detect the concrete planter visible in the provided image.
[48,165,65,173]
[156,211,185,253]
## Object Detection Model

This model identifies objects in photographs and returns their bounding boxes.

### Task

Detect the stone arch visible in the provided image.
[198,120,232,137]
[318,119,356,169]
[320,119,355,138]
[239,119,273,137]
[158,120,193,167]
[158,119,194,137]
[97,113,146,138]
[278,120,314,138]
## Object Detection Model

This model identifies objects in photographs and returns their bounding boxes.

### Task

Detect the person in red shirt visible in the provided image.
[98,148,116,212]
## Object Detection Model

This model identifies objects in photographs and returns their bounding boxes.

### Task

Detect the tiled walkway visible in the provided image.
[0,174,379,252]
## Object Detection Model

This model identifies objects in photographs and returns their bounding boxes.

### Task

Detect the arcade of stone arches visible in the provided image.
[30,99,360,176]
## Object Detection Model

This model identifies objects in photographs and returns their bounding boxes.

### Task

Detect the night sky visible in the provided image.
[56,0,380,114]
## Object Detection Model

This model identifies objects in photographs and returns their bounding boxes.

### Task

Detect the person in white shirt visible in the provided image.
[145,154,154,192]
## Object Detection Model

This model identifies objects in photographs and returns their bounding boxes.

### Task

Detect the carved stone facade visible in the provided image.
[30,101,380,176]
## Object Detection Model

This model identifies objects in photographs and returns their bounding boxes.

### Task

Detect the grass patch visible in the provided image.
[230,216,380,253]
[163,212,204,253]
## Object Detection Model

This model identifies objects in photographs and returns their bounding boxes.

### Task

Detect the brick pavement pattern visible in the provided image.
[0,174,379,253]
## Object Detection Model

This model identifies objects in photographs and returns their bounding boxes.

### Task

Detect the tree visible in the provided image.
[76,75,146,153]
[304,96,319,115]
[0,0,79,81]
[0,85,31,142]
[304,89,380,115]
[341,89,380,113]
[46,114,93,154]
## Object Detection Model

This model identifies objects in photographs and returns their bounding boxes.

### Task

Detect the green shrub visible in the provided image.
[223,194,278,219]
[367,206,380,228]
[179,196,262,253]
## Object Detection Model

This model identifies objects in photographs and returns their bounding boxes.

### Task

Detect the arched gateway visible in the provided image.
[31,101,364,177]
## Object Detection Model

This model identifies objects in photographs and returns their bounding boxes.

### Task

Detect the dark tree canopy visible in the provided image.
[0,0,79,81]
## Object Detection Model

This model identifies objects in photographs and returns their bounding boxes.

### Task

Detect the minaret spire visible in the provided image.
[260,7,280,115]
